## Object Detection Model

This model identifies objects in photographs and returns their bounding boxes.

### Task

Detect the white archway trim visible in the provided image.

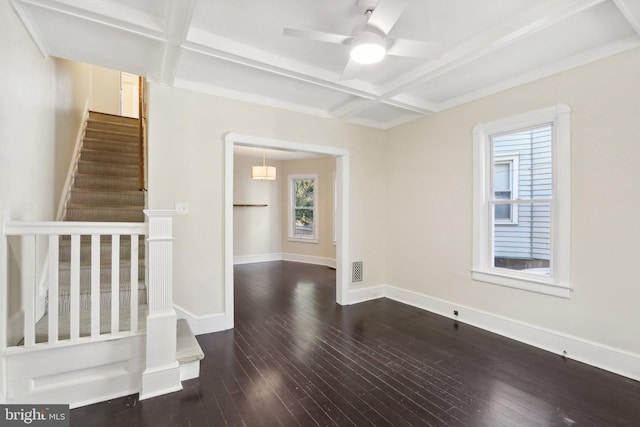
[223,133,350,329]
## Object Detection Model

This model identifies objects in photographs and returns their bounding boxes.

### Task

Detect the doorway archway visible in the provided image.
[224,133,350,329]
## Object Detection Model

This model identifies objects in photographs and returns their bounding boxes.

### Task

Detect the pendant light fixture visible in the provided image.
[251,152,276,181]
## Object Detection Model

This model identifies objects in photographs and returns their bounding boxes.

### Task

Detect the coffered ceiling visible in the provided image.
[11,0,640,129]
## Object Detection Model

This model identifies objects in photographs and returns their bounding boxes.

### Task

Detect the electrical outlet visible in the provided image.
[175,202,189,214]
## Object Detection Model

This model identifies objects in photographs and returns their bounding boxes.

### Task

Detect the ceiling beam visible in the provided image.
[159,0,195,85]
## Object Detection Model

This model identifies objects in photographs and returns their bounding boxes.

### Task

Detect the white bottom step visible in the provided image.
[176,319,204,381]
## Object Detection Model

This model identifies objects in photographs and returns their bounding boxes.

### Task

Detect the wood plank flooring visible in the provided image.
[71,261,640,426]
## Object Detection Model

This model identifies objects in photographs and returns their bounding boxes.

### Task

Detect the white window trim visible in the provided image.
[493,153,519,225]
[288,173,319,243]
[472,103,571,298]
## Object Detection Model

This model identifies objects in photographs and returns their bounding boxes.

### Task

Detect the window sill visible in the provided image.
[471,269,571,298]
[288,237,319,244]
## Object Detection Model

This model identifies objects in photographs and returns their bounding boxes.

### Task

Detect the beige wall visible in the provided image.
[147,84,388,315]
[233,155,283,258]
[387,48,640,354]
[280,157,336,261]
[91,66,121,115]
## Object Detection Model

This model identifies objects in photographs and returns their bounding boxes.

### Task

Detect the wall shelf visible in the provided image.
[233,204,268,207]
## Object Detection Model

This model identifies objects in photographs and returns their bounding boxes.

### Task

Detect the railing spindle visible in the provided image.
[70,235,80,341]
[47,235,59,344]
[90,234,100,337]
[130,235,139,333]
[23,235,36,347]
[111,234,120,334]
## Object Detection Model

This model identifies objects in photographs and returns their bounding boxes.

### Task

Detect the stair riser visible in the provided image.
[80,150,138,165]
[54,288,147,313]
[73,175,138,191]
[83,140,139,155]
[58,264,145,286]
[77,161,138,178]
[69,190,144,207]
[85,129,139,144]
[87,121,138,134]
[89,112,139,126]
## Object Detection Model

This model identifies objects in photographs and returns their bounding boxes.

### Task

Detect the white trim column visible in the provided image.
[140,209,182,400]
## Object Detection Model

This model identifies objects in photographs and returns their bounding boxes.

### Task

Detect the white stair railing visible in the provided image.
[1,213,146,349]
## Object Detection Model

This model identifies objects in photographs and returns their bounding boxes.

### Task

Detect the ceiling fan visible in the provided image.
[283,0,441,80]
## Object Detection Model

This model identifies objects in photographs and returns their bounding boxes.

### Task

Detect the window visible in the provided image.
[288,174,318,242]
[472,104,571,298]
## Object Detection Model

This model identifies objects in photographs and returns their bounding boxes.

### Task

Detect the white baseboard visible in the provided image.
[281,253,336,268]
[234,253,282,265]
[347,285,386,304]
[234,252,336,268]
[173,304,230,336]
[347,284,640,382]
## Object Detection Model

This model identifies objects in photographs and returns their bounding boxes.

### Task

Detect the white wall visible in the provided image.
[0,3,95,326]
[147,84,388,316]
[387,48,640,355]
[233,155,282,260]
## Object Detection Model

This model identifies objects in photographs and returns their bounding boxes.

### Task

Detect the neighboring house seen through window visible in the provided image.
[288,174,318,242]
[472,104,571,298]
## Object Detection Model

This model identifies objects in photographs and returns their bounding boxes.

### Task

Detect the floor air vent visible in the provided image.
[352,261,363,282]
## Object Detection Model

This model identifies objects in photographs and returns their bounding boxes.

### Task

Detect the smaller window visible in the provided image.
[493,154,519,224]
[288,174,318,242]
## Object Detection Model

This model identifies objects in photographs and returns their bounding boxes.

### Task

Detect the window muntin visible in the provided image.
[289,174,318,241]
[472,104,571,298]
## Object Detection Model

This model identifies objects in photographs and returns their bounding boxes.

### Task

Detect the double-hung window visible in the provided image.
[472,104,571,298]
[288,174,318,242]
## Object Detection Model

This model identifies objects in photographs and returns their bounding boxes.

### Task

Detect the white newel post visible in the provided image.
[140,209,182,400]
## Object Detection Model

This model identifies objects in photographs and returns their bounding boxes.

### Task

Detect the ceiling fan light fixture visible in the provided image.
[350,31,386,64]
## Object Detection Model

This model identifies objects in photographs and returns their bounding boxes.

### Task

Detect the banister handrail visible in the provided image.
[4,221,146,236]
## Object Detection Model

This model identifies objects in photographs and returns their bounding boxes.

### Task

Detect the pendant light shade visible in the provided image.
[251,153,276,180]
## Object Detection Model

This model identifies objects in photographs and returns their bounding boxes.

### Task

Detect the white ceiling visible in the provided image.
[11,0,640,129]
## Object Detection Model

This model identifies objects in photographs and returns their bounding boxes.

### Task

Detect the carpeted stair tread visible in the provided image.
[83,139,139,154]
[65,210,144,222]
[69,189,144,207]
[89,111,138,124]
[87,119,138,133]
[84,129,139,144]
[80,149,138,165]
[77,160,139,177]
[73,174,139,191]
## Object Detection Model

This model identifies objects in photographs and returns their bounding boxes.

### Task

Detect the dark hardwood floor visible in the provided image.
[72,261,640,426]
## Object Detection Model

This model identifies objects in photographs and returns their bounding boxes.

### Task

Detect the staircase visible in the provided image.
[56,111,145,317]
[0,111,205,407]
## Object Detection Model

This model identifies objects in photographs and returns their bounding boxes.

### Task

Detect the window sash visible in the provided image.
[288,174,318,241]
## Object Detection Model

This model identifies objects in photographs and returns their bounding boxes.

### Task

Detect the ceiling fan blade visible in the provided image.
[283,28,353,45]
[340,59,365,81]
[366,0,408,36]
[386,38,444,59]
